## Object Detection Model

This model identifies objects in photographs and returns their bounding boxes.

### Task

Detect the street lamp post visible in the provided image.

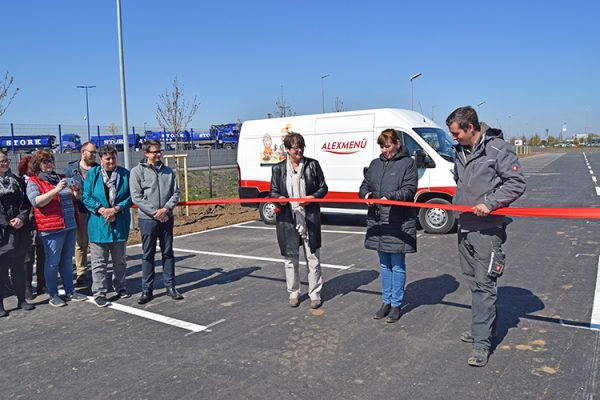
[77,85,96,142]
[409,72,422,111]
[477,100,486,114]
[321,74,329,113]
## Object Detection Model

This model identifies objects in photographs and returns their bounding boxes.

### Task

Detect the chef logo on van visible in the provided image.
[321,139,368,154]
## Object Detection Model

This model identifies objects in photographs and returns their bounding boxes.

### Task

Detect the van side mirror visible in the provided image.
[414,149,436,169]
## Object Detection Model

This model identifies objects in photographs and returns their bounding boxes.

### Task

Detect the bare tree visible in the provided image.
[156,76,199,153]
[156,77,199,216]
[0,71,19,118]
[334,96,344,112]
[108,122,119,135]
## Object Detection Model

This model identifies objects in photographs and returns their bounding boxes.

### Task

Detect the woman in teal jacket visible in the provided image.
[82,145,132,307]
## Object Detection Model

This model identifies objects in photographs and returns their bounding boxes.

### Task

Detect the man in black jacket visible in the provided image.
[270,133,328,309]
[447,106,526,367]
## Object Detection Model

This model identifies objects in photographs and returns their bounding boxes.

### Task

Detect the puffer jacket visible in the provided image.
[359,147,418,254]
[453,127,526,230]
[129,160,180,220]
[0,172,33,257]
[270,157,328,257]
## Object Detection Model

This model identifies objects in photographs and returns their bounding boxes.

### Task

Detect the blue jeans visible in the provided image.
[41,228,77,297]
[378,252,406,307]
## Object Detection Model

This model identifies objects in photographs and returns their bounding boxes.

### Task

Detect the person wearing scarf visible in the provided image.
[26,150,88,307]
[270,133,328,309]
[82,145,132,307]
[0,150,35,316]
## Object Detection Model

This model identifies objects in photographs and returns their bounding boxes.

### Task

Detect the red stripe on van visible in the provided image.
[240,180,456,201]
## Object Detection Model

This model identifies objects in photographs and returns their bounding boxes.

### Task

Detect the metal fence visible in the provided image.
[0,122,212,152]
[8,148,237,172]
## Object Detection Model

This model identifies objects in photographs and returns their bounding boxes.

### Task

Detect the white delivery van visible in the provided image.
[237,108,457,234]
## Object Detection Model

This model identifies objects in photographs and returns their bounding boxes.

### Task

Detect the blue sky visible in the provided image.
[1,0,599,138]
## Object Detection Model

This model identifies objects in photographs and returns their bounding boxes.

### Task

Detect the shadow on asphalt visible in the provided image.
[492,286,545,351]
[401,273,460,315]
[320,270,379,302]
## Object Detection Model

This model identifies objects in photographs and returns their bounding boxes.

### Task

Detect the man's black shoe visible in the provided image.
[166,287,184,300]
[137,291,154,305]
[385,306,402,323]
[373,303,391,320]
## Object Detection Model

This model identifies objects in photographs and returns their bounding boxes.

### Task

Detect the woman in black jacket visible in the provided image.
[0,150,35,316]
[359,129,418,322]
[270,133,328,309]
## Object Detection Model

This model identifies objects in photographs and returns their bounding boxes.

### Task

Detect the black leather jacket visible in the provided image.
[270,157,328,257]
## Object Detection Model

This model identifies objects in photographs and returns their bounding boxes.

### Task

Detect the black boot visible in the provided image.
[137,291,154,305]
[385,306,402,323]
[166,287,184,300]
[373,303,391,320]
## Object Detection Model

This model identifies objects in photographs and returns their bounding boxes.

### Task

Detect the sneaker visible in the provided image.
[94,296,109,308]
[289,297,300,308]
[49,295,67,307]
[18,301,35,311]
[117,289,131,299]
[373,303,391,320]
[66,292,88,302]
[385,306,402,323]
[310,299,322,309]
[467,346,489,367]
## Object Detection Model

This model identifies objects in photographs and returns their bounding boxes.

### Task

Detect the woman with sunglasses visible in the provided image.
[0,150,35,316]
[26,150,87,307]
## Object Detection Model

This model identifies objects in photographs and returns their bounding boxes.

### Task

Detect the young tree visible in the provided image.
[108,122,119,135]
[334,96,344,112]
[156,76,199,153]
[156,77,199,216]
[0,71,19,118]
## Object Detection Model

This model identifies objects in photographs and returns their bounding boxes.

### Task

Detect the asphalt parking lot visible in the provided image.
[1,152,599,399]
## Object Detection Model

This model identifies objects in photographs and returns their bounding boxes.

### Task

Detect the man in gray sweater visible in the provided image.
[130,139,182,304]
[447,106,526,367]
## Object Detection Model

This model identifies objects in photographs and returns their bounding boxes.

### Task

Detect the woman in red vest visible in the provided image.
[26,150,87,307]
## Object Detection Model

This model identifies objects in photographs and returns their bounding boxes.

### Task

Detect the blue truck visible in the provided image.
[90,133,142,151]
[143,123,241,150]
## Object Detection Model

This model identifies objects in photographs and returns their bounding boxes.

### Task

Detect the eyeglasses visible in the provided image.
[289,147,304,151]
[85,150,97,155]
[147,150,162,154]
[41,159,54,164]
[0,159,10,164]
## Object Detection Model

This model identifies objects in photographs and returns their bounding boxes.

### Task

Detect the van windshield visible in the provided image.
[413,127,455,162]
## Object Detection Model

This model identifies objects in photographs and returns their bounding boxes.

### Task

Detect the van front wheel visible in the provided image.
[259,202,277,225]
[418,198,455,234]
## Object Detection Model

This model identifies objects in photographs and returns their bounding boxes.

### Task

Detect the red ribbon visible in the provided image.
[175,197,600,220]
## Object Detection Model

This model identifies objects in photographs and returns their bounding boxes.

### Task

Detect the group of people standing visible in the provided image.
[1,105,525,368]
[270,106,525,367]
[0,138,184,313]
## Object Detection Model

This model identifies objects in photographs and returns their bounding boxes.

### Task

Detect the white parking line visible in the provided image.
[234,225,365,235]
[596,187,600,196]
[56,291,215,335]
[593,176,597,183]
[592,256,600,330]
[591,170,595,175]
[172,247,353,270]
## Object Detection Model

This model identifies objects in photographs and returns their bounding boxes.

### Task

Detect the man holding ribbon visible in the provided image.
[270,132,328,309]
[446,106,526,367]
